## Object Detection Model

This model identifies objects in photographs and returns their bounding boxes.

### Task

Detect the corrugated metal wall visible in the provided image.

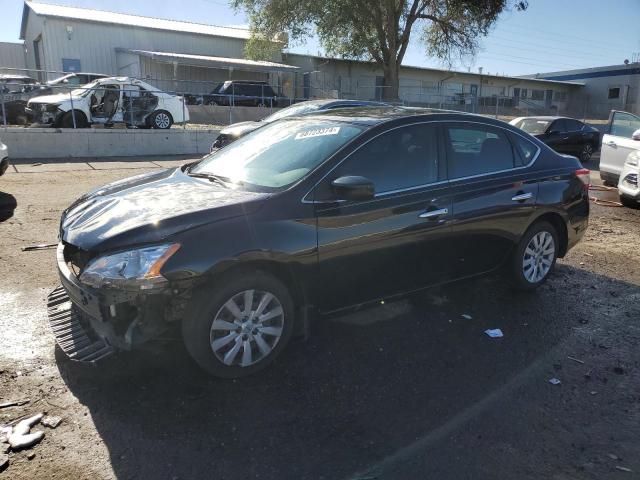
[31,15,250,80]
[0,42,26,73]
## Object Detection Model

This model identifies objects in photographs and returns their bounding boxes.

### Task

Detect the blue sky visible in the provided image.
[1,0,639,75]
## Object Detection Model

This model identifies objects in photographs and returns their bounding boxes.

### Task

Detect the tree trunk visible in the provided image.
[382,61,400,101]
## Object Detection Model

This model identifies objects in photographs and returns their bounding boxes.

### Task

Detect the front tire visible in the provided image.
[182,270,295,378]
[508,221,559,291]
[620,194,638,208]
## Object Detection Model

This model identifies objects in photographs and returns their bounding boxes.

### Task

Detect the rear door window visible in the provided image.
[549,119,567,133]
[564,119,583,132]
[444,124,515,178]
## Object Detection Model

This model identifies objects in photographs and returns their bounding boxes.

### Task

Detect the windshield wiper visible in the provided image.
[187,171,231,187]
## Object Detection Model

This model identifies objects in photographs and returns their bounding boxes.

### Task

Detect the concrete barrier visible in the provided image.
[0,127,218,159]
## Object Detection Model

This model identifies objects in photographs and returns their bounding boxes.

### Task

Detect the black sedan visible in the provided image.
[49,108,589,377]
[510,116,600,163]
[210,99,388,150]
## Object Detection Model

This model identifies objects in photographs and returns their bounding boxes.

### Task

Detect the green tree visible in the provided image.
[234,0,527,99]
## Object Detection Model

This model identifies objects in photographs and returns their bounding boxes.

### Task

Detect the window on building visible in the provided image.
[531,90,544,101]
[554,91,568,102]
[520,89,528,99]
[444,124,515,178]
[608,87,621,99]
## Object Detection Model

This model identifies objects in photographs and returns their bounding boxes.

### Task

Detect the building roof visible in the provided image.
[119,49,299,73]
[520,63,640,82]
[284,52,585,87]
[21,0,251,40]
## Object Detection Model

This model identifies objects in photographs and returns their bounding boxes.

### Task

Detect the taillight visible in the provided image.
[575,168,590,190]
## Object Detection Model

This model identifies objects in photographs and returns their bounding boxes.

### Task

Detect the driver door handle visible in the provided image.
[419,207,448,219]
[606,141,617,147]
[511,192,533,202]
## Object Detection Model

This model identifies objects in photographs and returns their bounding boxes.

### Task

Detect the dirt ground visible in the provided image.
[0,154,639,479]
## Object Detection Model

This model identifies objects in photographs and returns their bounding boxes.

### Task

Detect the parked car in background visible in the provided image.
[0,139,9,176]
[35,72,109,96]
[26,76,188,129]
[0,74,41,124]
[599,110,640,187]
[510,116,600,163]
[48,108,589,377]
[205,80,282,107]
[211,99,388,150]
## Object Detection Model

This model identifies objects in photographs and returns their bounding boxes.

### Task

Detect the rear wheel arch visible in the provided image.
[529,212,568,257]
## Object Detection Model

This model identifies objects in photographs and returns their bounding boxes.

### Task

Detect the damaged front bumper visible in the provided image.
[25,105,63,125]
[48,243,185,363]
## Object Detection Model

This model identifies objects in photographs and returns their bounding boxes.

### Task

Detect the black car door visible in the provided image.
[313,122,455,312]
[544,119,571,154]
[444,122,540,278]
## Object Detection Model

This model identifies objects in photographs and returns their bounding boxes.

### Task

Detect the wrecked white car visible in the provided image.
[26,77,189,129]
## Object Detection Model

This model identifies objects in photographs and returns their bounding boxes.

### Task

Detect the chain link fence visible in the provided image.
[0,66,624,129]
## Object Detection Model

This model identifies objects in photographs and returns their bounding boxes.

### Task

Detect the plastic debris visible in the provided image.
[548,378,562,385]
[0,399,30,409]
[21,243,57,252]
[0,452,8,471]
[589,391,598,395]
[567,356,585,364]
[461,314,472,320]
[8,413,44,450]
[615,466,632,473]
[41,416,62,429]
[607,453,619,460]
[484,329,503,338]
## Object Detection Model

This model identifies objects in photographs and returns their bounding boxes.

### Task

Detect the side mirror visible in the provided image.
[62,79,69,84]
[331,175,374,201]
[632,129,640,141]
[548,129,560,135]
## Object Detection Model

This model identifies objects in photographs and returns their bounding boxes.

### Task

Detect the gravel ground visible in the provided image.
[0,155,638,479]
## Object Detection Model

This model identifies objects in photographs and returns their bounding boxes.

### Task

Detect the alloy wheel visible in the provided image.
[580,144,593,162]
[522,231,555,283]
[209,289,284,367]
[155,112,171,129]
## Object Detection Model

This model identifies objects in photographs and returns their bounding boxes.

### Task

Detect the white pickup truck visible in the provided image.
[599,110,640,206]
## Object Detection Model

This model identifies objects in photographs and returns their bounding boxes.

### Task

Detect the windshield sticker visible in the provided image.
[295,127,340,140]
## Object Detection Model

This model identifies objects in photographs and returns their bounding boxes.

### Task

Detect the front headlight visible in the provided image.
[625,151,640,167]
[79,244,180,290]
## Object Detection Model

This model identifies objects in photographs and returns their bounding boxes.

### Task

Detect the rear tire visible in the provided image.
[182,270,295,378]
[579,143,594,163]
[151,110,173,129]
[508,221,559,291]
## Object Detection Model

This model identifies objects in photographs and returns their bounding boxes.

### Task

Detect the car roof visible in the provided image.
[298,105,494,127]
[515,116,582,122]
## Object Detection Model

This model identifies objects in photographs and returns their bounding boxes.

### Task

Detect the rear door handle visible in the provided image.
[511,192,533,202]
[419,207,448,219]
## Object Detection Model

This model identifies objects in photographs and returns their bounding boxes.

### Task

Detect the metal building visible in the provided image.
[19,0,298,93]
[524,63,640,117]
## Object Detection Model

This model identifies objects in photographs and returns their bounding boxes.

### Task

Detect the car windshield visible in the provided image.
[190,119,365,190]
[211,82,228,94]
[71,80,101,97]
[263,102,322,123]
[515,118,551,135]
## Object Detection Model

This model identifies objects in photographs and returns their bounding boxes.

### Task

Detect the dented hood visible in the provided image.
[61,168,268,252]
